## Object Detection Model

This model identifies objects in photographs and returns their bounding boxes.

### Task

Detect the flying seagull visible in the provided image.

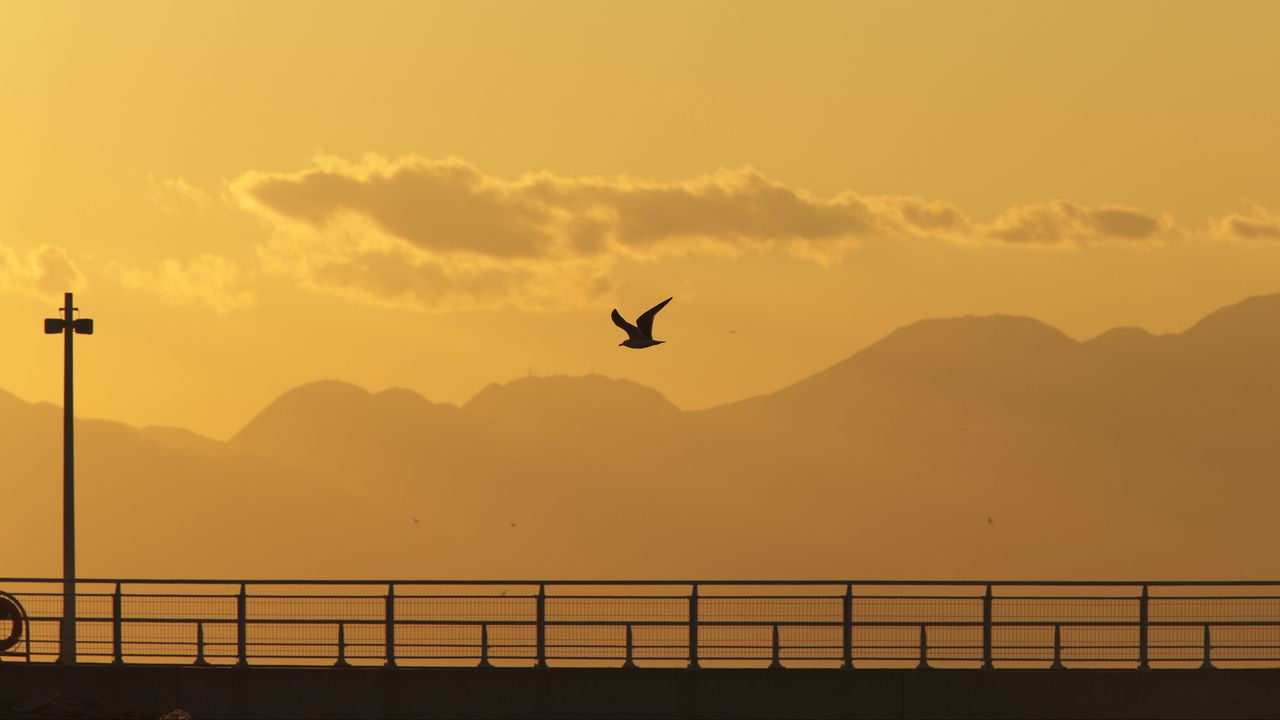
[612,297,672,349]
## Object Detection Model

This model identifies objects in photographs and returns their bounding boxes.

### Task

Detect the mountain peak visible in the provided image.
[1182,292,1280,341]
[820,313,1080,381]
[1084,325,1159,353]
[230,379,456,448]
[269,379,373,405]
[465,374,679,421]
[881,313,1077,350]
[1088,326,1155,342]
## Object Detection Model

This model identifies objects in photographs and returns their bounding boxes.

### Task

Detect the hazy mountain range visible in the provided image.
[6,293,1280,580]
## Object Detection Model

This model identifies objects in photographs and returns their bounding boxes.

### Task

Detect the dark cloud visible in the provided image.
[985,201,1169,245]
[890,197,973,234]
[239,159,887,264]
[248,160,555,258]
[1091,207,1165,239]
[547,170,883,253]
[232,156,1177,311]
[1214,208,1280,242]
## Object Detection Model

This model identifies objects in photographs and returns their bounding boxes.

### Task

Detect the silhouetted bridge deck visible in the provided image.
[3,578,1280,718]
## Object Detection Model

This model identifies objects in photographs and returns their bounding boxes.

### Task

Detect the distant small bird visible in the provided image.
[412,516,419,524]
[612,297,672,349]
[510,522,517,528]
[987,516,993,525]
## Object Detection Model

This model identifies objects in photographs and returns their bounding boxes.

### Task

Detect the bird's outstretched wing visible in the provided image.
[636,297,672,337]
[611,309,641,340]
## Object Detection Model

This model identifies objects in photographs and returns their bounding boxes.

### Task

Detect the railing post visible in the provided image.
[688,584,700,669]
[235,583,247,667]
[384,583,396,668]
[478,624,492,669]
[194,623,209,666]
[769,624,783,669]
[623,624,636,669]
[1138,585,1150,670]
[111,582,123,665]
[1200,624,1214,670]
[535,584,547,668]
[1050,624,1065,670]
[335,623,349,668]
[842,583,854,669]
[916,624,930,670]
[981,584,993,670]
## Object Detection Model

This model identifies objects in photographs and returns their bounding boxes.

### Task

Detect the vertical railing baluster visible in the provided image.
[478,624,492,668]
[1138,585,1149,670]
[688,584,700,669]
[335,623,349,668]
[981,584,993,670]
[535,584,547,668]
[1200,624,1214,670]
[769,624,782,669]
[1050,624,1065,670]
[384,583,396,668]
[623,624,636,669]
[236,583,247,667]
[194,623,209,666]
[842,583,854,669]
[111,582,123,665]
[916,624,930,670]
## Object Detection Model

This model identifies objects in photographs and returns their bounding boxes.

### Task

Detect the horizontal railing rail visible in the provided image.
[3,579,1280,669]
[8,577,1280,585]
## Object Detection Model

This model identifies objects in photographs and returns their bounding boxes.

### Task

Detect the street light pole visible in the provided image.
[45,292,92,665]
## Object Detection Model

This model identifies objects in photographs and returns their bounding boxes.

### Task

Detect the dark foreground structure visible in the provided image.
[3,578,1280,717]
[2,664,1279,719]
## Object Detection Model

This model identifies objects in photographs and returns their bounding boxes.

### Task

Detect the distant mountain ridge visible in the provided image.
[6,292,1280,580]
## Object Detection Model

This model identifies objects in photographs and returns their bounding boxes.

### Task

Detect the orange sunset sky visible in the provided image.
[2,0,1280,439]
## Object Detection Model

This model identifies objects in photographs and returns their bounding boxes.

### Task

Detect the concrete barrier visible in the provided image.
[0,665,1278,719]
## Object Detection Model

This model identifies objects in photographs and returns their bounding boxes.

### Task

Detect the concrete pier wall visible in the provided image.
[0,665,1277,719]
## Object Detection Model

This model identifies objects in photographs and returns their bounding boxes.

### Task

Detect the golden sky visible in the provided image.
[2,0,1279,438]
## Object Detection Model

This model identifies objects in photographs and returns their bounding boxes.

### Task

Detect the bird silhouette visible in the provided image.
[612,297,672,349]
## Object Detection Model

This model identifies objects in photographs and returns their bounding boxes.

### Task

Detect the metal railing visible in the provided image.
[3,579,1280,669]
